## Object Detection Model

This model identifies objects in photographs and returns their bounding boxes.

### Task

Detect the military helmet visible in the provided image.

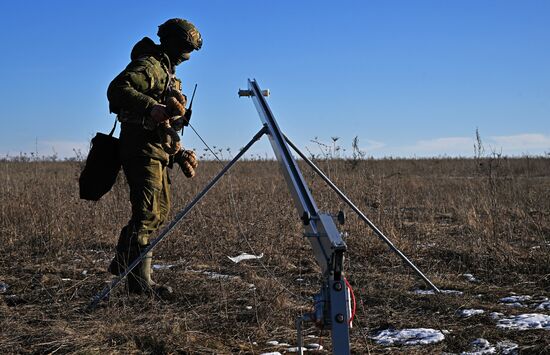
[158,18,202,51]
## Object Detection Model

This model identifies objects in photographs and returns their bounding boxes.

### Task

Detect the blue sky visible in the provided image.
[0,0,548,158]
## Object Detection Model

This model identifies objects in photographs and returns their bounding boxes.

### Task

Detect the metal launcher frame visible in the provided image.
[239,80,352,353]
[90,79,440,355]
[239,79,440,354]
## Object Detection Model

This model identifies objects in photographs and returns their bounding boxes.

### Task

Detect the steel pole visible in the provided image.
[284,135,440,293]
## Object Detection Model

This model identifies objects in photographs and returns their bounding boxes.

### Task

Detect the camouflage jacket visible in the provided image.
[107,37,181,163]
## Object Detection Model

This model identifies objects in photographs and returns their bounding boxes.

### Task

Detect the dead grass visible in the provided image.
[0,157,549,353]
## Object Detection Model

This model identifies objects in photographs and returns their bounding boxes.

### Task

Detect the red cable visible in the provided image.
[344,277,356,325]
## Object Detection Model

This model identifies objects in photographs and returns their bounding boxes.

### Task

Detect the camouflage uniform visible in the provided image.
[107,19,202,295]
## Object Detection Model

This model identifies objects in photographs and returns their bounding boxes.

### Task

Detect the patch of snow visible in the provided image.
[460,339,518,355]
[305,343,323,350]
[188,269,238,280]
[499,295,532,303]
[285,343,324,352]
[81,270,88,276]
[489,312,504,320]
[457,309,485,318]
[417,242,437,248]
[463,273,479,283]
[536,301,550,310]
[502,302,526,308]
[205,272,236,280]
[371,328,446,346]
[228,253,264,263]
[61,278,72,281]
[413,289,463,296]
[152,264,176,270]
[260,352,282,355]
[295,278,305,282]
[0,282,8,293]
[496,313,550,330]
[461,338,495,354]
[496,341,519,354]
[266,340,279,346]
[245,306,253,310]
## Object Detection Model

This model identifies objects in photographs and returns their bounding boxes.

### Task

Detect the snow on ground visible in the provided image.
[263,340,323,353]
[0,282,8,293]
[457,309,485,318]
[413,289,463,295]
[460,338,519,355]
[462,273,479,283]
[496,341,520,354]
[461,338,495,354]
[187,269,239,280]
[499,295,532,304]
[228,252,264,263]
[499,294,549,308]
[285,344,323,352]
[152,263,177,270]
[501,302,526,308]
[370,328,446,346]
[496,313,550,330]
[490,312,504,320]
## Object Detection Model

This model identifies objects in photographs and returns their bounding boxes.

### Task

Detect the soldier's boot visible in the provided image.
[127,249,173,298]
[108,228,133,276]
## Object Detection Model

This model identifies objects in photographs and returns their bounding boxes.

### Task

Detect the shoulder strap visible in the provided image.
[109,119,117,137]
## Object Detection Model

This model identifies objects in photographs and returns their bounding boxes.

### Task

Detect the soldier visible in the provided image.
[106,18,202,296]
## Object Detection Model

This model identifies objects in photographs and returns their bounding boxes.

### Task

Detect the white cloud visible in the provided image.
[375,133,550,157]
[410,137,474,154]
[363,139,386,151]
[489,133,550,150]
[39,140,90,159]
[376,136,475,157]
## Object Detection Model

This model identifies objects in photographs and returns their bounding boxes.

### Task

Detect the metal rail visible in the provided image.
[240,79,351,354]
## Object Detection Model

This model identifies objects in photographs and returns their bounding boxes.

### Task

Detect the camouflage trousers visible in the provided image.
[118,156,170,248]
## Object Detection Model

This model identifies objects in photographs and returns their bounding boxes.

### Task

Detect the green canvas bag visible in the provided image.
[79,121,121,201]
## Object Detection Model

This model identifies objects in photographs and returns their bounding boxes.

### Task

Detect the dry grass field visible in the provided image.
[1,155,549,354]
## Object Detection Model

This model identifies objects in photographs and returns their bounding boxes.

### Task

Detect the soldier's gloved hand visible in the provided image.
[171,90,187,107]
[166,96,186,117]
[150,104,169,123]
[182,149,198,169]
[174,149,198,178]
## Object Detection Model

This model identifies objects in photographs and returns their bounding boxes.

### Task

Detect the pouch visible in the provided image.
[79,122,121,201]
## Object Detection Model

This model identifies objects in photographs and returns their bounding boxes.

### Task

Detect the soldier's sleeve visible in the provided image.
[107,59,159,117]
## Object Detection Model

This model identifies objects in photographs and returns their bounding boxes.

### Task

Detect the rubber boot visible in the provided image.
[127,250,173,298]
[108,227,133,276]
